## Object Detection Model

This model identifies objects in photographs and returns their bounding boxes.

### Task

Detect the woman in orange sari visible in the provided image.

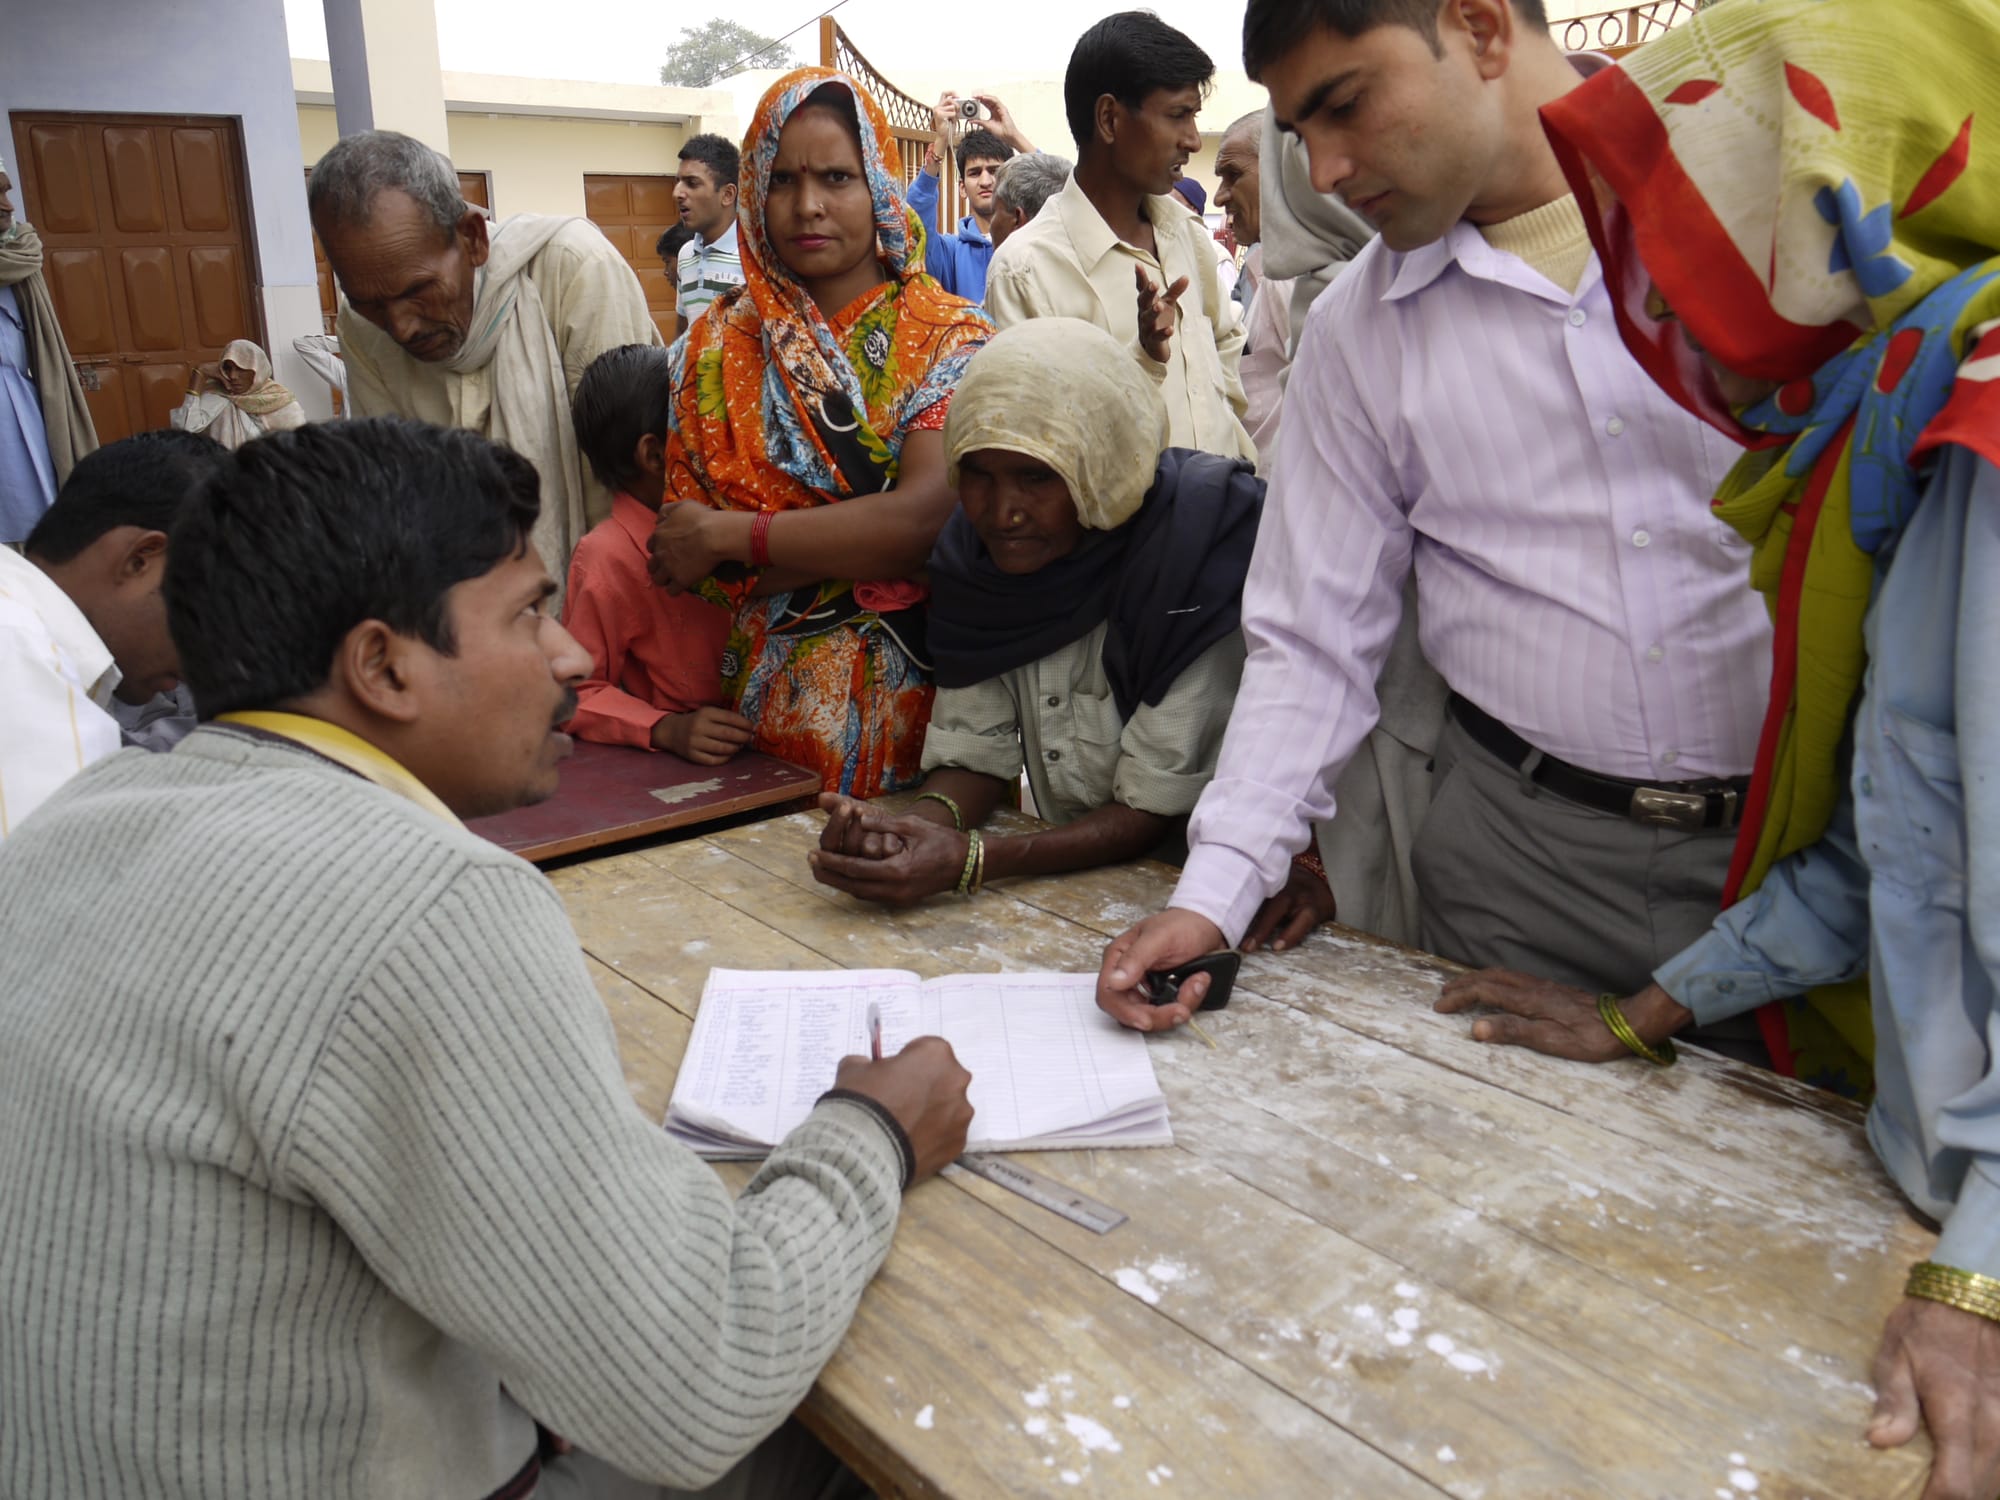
[649,68,990,796]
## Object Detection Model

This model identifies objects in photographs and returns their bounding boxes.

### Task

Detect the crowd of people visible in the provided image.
[1,0,1997,1495]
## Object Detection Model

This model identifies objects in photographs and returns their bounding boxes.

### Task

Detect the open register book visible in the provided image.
[664,968,1173,1157]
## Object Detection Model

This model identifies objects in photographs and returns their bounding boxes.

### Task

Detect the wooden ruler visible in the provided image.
[948,1154,1129,1234]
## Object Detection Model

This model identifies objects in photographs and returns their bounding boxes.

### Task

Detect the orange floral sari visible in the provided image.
[663,67,990,795]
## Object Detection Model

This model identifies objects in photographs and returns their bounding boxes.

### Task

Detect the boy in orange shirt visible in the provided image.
[563,345,750,763]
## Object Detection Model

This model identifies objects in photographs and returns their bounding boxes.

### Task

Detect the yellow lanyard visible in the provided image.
[214,711,463,828]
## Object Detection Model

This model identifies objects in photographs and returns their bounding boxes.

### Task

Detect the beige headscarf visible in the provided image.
[1257,109,1374,356]
[217,339,298,417]
[942,318,1168,531]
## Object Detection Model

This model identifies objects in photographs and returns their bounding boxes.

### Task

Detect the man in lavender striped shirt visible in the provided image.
[1097,0,1772,1055]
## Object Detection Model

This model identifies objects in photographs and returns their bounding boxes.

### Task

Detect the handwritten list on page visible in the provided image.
[666,969,1172,1156]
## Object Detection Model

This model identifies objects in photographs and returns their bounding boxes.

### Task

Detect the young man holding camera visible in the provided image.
[907,91,1035,304]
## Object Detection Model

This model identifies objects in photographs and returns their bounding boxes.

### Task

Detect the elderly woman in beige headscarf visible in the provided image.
[171,339,307,450]
[809,317,1264,906]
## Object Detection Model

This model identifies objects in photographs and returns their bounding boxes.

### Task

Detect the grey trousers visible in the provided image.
[1411,714,1747,1006]
[537,1420,867,1500]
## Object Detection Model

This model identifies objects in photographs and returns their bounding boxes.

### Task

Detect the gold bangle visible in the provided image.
[1907,1262,2000,1323]
[970,830,988,895]
[954,830,981,896]
[1597,992,1677,1066]
[915,791,964,831]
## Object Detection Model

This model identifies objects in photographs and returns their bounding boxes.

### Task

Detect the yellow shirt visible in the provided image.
[984,175,1256,465]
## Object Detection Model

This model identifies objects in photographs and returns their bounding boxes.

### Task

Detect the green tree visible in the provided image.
[659,18,799,87]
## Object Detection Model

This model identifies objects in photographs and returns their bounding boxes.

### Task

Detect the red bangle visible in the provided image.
[749,511,775,568]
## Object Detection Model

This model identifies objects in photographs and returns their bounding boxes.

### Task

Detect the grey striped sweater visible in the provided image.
[0,726,904,1498]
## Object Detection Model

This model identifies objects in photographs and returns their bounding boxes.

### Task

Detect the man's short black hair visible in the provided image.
[572,344,675,492]
[25,429,228,565]
[1243,0,1549,77]
[956,128,1014,174]
[677,132,741,190]
[657,222,696,262]
[166,419,540,718]
[1064,12,1215,151]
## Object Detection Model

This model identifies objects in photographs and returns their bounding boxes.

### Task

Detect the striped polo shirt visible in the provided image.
[674,222,744,324]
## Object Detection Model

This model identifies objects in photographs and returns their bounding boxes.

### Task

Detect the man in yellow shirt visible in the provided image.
[984,13,1254,464]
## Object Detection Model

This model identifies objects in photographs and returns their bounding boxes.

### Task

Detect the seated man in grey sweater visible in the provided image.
[0,417,974,1500]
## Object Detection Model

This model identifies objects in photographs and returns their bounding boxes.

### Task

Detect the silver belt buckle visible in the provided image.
[1630,787,1708,831]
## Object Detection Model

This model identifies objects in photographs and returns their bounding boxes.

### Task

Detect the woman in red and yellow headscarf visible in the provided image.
[1533,0,2000,1099]
[1461,1,2000,1489]
[649,67,991,797]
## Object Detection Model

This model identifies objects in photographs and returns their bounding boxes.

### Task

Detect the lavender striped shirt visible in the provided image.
[1176,222,1773,942]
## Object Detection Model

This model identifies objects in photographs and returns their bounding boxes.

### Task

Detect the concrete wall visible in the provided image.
[1,0,330,417]
[298,104,694,220]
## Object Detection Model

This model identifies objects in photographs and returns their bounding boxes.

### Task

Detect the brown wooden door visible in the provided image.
[583,173,679,343]
[11,112,260,444]
[311,167,489,335]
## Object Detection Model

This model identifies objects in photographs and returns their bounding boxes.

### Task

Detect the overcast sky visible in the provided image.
[285,0,1610,86]
[284,0,1235,83]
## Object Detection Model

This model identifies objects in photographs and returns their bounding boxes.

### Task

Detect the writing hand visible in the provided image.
[1241,863,1337,954]
[1136,266,1188,365]
[1868,1295,2000,1500]
[1097,908,1225,1033]
[1434,973,1692,1062]
[831,1039,975,1184]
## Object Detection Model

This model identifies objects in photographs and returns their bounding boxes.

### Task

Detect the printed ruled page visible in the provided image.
[922,973,1170,1148]
[671,969,923,1146]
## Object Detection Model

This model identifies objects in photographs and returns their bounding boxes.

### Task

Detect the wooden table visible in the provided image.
[550,806,1936,1499]
[467,741,818,863]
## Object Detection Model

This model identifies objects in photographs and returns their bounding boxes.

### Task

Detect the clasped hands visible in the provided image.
[809,793,969,907]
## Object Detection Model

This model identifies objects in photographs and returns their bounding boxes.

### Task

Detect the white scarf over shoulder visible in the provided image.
[442,215,584,584]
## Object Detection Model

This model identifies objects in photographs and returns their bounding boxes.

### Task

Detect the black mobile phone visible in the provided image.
[1143,949,1240,1011]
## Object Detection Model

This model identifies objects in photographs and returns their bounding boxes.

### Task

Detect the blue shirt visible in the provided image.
[906,171,993,305]
[1656,444,2000,1278]
[0,283,56,544]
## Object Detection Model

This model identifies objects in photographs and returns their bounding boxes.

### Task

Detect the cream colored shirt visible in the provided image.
[985,175,1255,464]
[0,545,122,842]
[921,621,1246,825]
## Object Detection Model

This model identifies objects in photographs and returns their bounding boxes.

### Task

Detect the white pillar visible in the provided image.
[320,0,451,154]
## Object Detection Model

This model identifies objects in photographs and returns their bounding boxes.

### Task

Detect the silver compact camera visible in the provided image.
[957,97,982,120]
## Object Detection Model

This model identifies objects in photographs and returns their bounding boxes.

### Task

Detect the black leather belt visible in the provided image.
[1447,695,1749,832]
